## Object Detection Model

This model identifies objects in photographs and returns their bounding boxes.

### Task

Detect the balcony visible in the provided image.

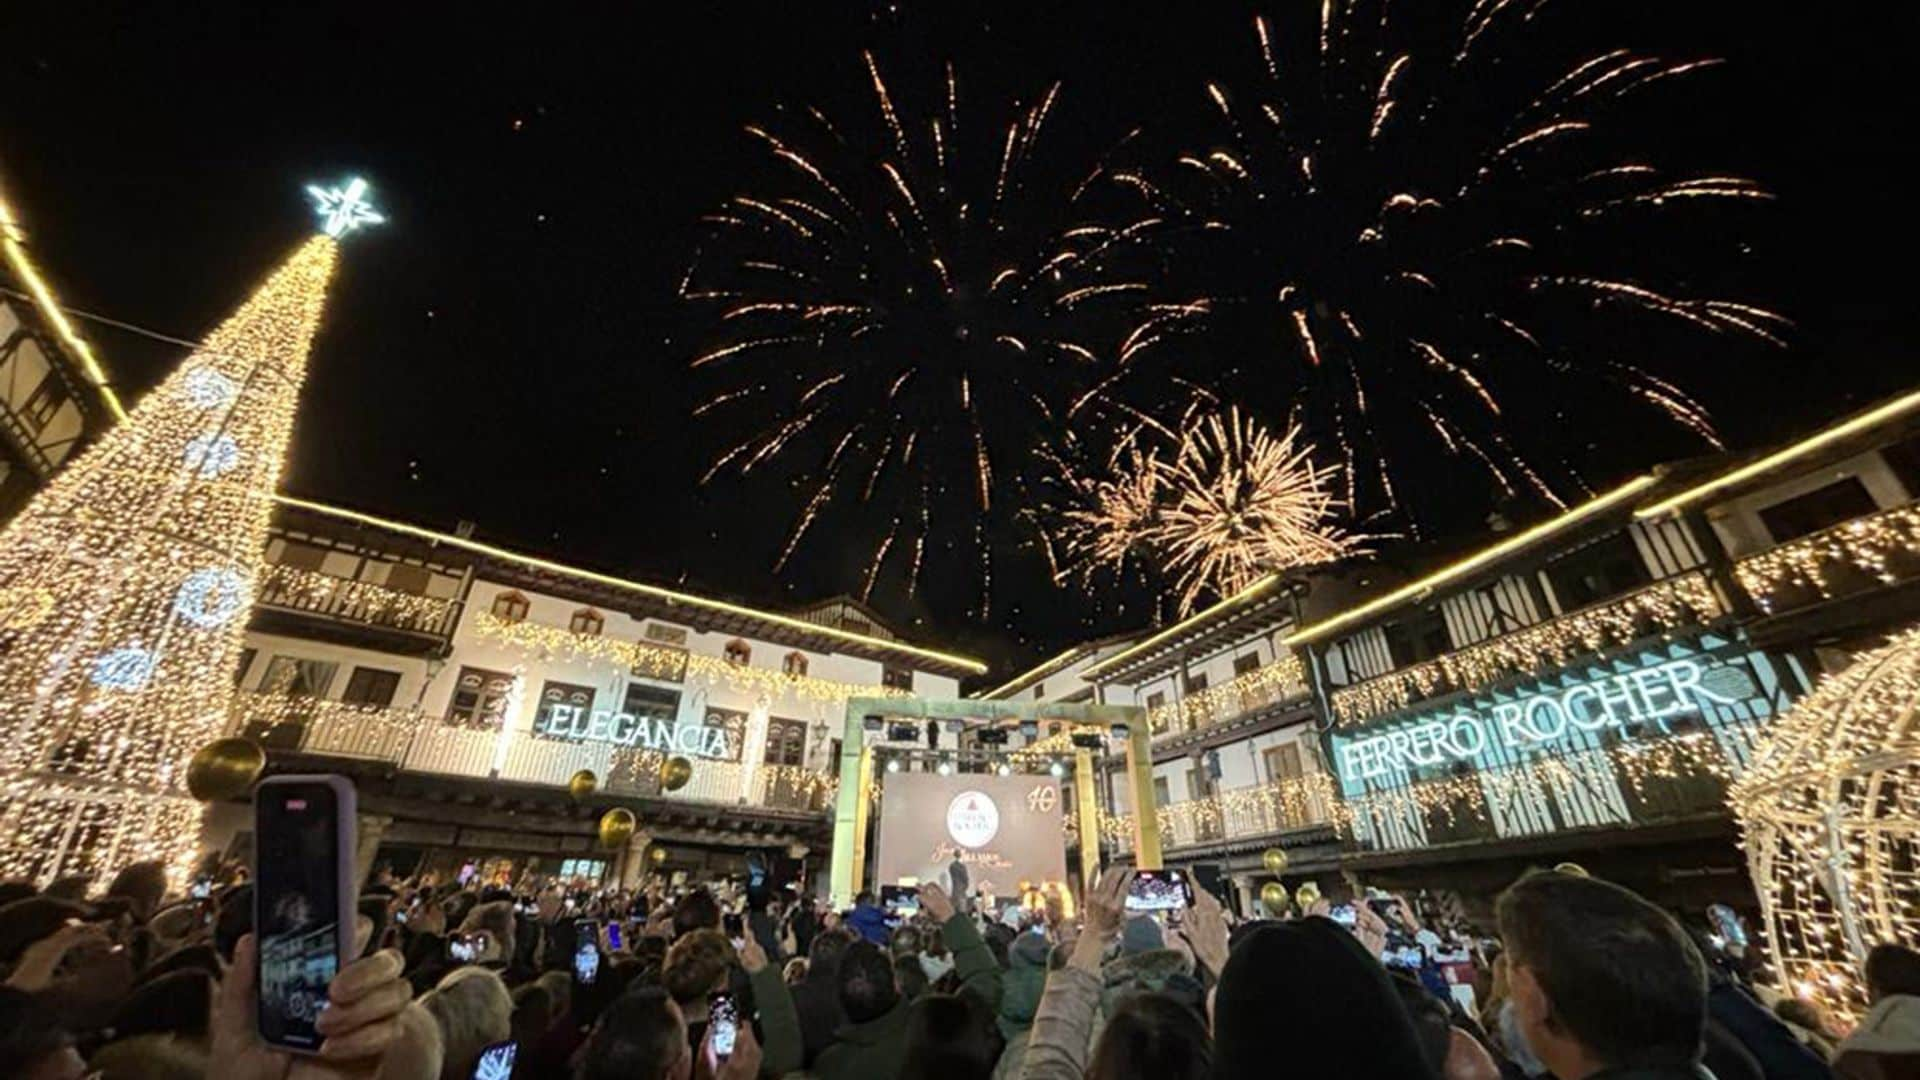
[253,563,461,648]
[1103,772,1339,855]
[1734,502,1920,615]
[229,693,836,815]
[1329,571,1727,726]
[1146,653,1310,742]
[1341,725,1758,854]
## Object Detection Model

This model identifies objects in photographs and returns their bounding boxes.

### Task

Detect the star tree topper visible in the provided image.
[307,176,385,237]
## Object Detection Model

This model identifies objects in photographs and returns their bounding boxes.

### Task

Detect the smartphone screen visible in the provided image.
[606,921,623,951]
[473,1039,518,1080]
[448,932,483,964]
[255,778,350,1053]
[574,939,600,985]
[879,884,920,916]
[190,876,213,900]
[1125,870,1193,913]
[1328,903,1358,927]
[709,992,739,1060]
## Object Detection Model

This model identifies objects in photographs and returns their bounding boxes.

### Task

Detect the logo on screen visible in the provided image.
[946,791,1000,848]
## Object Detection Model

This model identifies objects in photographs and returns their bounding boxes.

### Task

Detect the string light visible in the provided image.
[1732,627,1920,1021]
[1330,572,1724,725]
[1147,652,1307,737]
[0,231,346,889]
[257,562,458,633]
[1103,772,1338,851]
[1734,504,1920,612]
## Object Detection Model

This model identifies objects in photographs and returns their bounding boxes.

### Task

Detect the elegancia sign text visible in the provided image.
[537,704,732,758]
[1337,657,1738,782]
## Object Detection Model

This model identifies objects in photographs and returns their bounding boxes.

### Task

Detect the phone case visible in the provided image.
[254,774,358,1055]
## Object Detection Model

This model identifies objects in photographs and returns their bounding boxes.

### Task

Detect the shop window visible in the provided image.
[342,667,401,708]
[1758,478,1878,545]
[490,590,530,623]
[1541,532,1650,611]
[1382,608,1451,667]
[883,665,913,691]
[724,639,751,666]
[782,650,809,677]
[1233,653,1261,676]
[446,666,515,729]
[569,607,605,636]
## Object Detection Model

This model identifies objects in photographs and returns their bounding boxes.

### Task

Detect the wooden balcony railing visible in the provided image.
[229,693,836,814]
[1103,772,1338,855]
[255,563,460,639]
[1734,502,1920,614]
[1329,571,1726,726]
[1146,653,1310,741]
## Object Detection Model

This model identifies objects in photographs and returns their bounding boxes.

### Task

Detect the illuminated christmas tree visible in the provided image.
[0,180,381,885]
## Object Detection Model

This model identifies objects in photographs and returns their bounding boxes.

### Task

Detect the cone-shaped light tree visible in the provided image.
[0,180,381,885]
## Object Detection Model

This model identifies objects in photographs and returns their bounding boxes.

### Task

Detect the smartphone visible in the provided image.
[448,932,486,964]
[190,876,213,900]
[574,939,600,985]
[253,775,357,1054]
[1125,869,1193,913]
[575,917,599,951]
[1328,904,1358,927]
[606,921,624,951]
[709,992,739,1061]
[473,1039,518,1080]
[879,884,920,916]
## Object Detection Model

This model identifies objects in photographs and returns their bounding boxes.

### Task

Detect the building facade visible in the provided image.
[206,500,981,889]
[985,389,1920,919]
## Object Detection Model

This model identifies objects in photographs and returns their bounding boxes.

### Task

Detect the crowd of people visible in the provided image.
[3,850,1918,1079]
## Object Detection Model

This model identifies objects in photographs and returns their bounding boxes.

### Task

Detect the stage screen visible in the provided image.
[874,772,1069,899]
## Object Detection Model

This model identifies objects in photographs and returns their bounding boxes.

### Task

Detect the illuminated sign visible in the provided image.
[536,703,732,758]
[1336,657,1744,782]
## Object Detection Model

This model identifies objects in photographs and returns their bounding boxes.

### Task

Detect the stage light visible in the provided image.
[1070,732,1103,750]
[1110,724,1130,740]
[863,715,885,733]
[1018,721,1039,739]
[996,763,1012,776]
[888,722,919,742]
[937,761,953,776]
[977,728,1008,746]
[1048,760,1066,778]
[886,759,901,774]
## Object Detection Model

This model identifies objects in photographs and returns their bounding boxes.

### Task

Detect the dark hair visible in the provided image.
[1496,870,1706,1070]
[673,888,721,940]
[0,986,74,1069]
[900,993,998,1080]
[855,890,874,906]
[895,954,930,1001]
[1387,971,1452,1073]
[892,925,924,957]
[109,969,215,1039]
[358,895,391,959]
[839,940,902,1023]
[576,986,686,1080]
[0,896,92,964]
[807,928,855,986]
[1086,992,1211,1080]
[511,982,555,1049]
[0,882,36,909]
[1866,943,1920,1002]
[662,929,732,1004]
[106,861,169,918]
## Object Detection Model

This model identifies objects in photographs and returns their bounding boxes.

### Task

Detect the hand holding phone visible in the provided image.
[709,992,739,1060]
[1124,870,1193,913]
[253,775,356,1054]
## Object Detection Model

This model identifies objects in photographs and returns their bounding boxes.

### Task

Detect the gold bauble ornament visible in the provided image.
[185,737,266,801]
[1259,882,1289,914]
[597,808,637,850]
[568,769,598,801]
[649,845,667,864]
[1553,862,1589,878]
[660,755,694,792]
[1294,882,1322,910]
[1262,847,1289,875]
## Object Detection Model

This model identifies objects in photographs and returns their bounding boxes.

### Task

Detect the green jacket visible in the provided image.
[808,913,1003,1080]
[749,962,804,1077]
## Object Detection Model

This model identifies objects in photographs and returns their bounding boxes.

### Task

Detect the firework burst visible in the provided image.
[683,54,1144,612]
[1106,0,1786,528]
[1056,407,1363,615]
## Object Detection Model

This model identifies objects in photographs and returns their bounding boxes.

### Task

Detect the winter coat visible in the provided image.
[808,912,1002,1080]
[843,902,890,945]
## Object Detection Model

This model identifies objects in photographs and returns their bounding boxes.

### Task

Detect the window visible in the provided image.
[1474,582,1527,635]
[1541,532,1649,611]
[21,374,65,432]
[234,647,257,688]
[622,682,681,724]
[645,623,689,647]
[783,651,809,677]
[276,541,329,572]
[534,680,597,737]
[883,665,913,691]
[1152,776,1171,807]
[1184,671,1209,694]
[1233,653,1261,676]
[764,717,808,766]
[1033,683,1046,701]
[724,639,751,666]
[569,607,605,635]
[1185,763,1210,800]
[383,563,431,595]
[1264,743,1304,782]
[257,655,337,698]
[445,666,515,729]
[342,667,401,708]
[1145,691,1166,711]
[1758,478,1878,544]
[1382,608,1451,667]
[490,590,530,623]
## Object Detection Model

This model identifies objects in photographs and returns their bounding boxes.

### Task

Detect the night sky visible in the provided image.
[0,2,1908,681]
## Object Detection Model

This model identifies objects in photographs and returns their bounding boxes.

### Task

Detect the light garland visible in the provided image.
[0,234,343,890]
[1734,503,1920,613]
[1331,572,1725,725]
[257,562,458,634]
[1731,627,1920,1021]
[1103,772,1338,852]
[472,610,914,710]
[1146,652,1308,738]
